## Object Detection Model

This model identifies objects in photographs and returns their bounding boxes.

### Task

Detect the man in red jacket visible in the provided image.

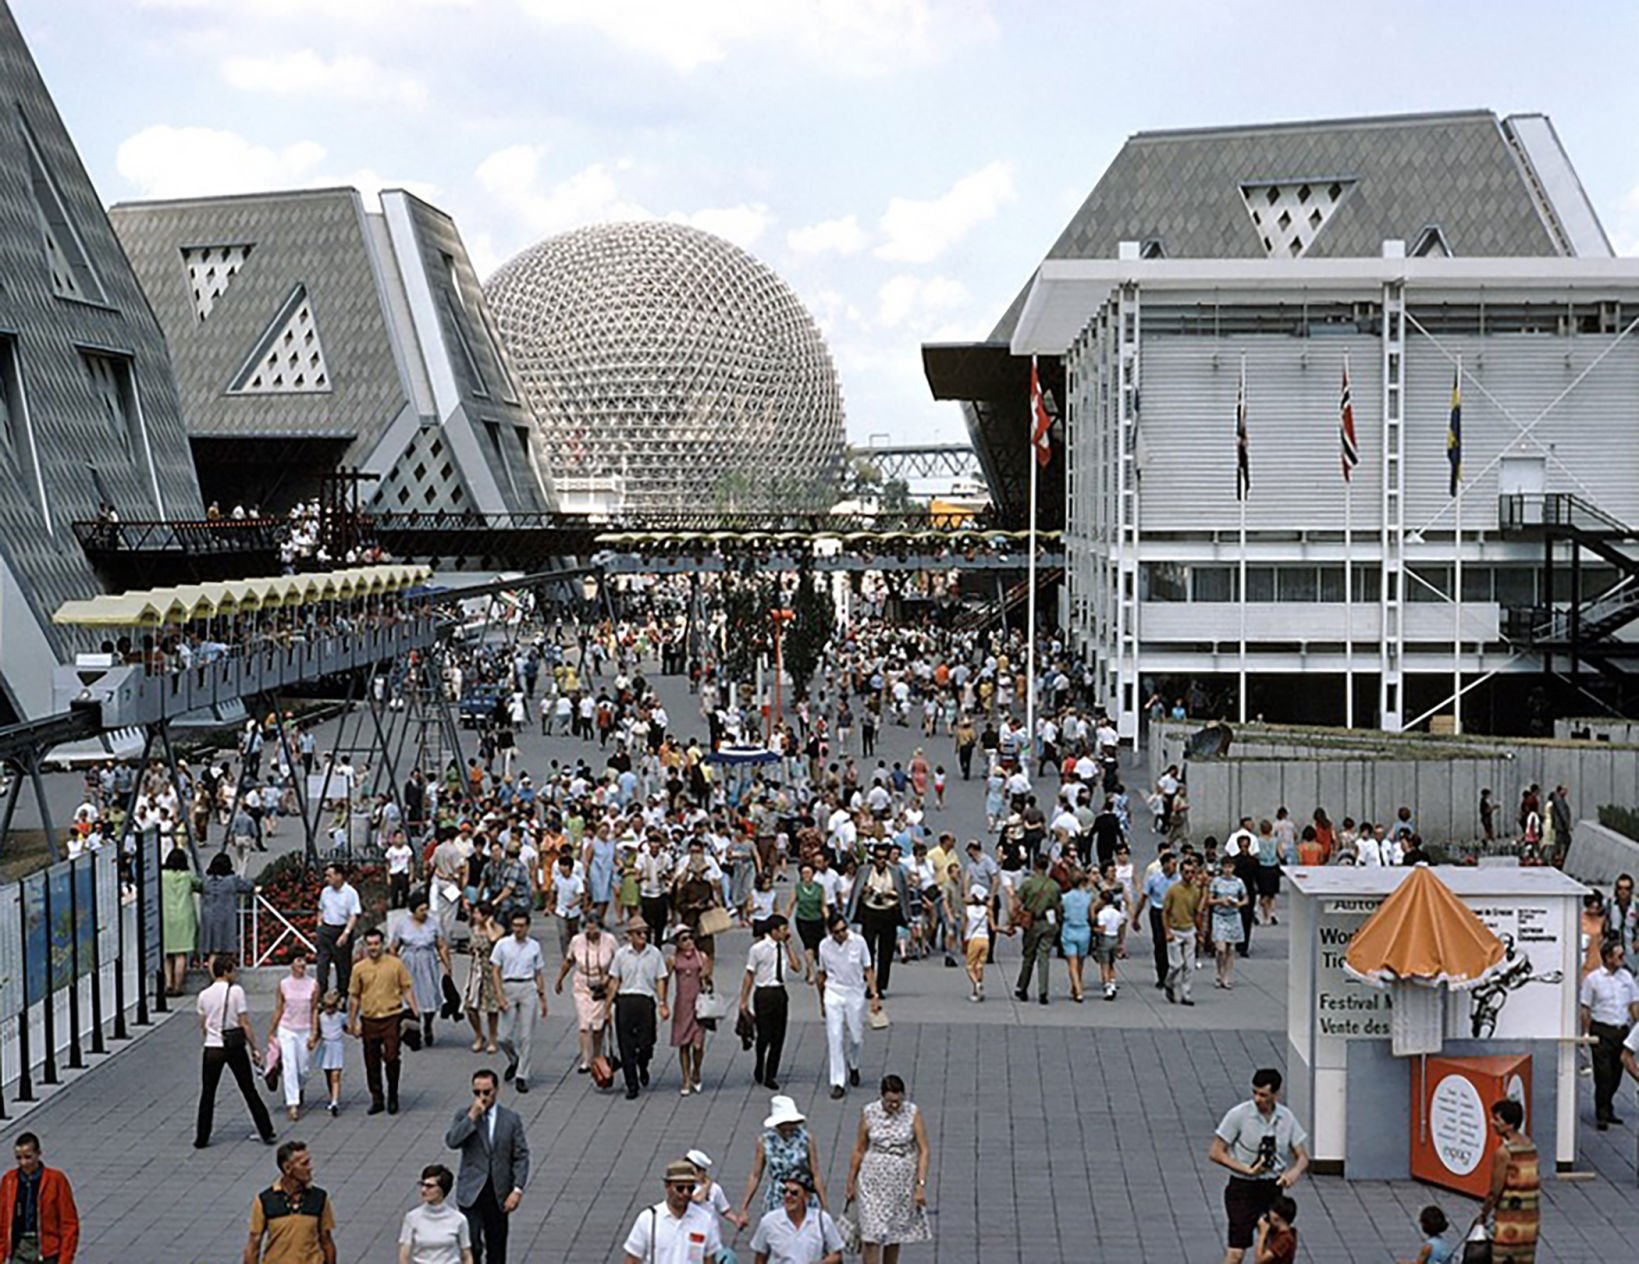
[0,1132,78,1263]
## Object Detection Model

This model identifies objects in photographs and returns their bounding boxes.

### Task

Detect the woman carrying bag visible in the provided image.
[193,955,276,1149]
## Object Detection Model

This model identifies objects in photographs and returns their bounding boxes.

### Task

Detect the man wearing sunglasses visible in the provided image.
[750,1174,844,1264]
[621,1159,722,1264]
[444,1069,530,1264]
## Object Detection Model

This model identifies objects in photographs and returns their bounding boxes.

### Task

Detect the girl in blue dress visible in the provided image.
[584,825,616,920]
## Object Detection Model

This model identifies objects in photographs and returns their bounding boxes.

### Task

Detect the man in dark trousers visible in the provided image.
[1135,849,1178,989]
[445,1068,530,1264]
[739,914,804,1092]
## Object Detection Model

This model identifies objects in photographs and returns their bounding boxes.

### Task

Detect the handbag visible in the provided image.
[589,1055,615,1089]
[698,905,734,937]
[262,1036,281,1091]
[695,988,732,1022]
[1462,1221,1492,1264]
[835,1202,862,1255]
[734,1007,757,1050]
[866,1004,890,1030]
[218,982,248,1054]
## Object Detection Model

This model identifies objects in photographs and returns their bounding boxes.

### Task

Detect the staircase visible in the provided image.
[954,566,1064,634]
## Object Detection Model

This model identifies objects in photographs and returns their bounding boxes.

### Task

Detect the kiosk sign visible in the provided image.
[1316,898,1390,1039]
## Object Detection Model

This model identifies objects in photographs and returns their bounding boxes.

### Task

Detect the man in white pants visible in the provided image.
[491,911,548,1093]
[814,913,880,1100]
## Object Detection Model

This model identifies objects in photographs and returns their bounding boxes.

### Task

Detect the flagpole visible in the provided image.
[1345,478,1353,729]
[1342,352,1354,730]
[1451,355,1463,735]
[1238,353,1247,724]
[1026,364,1040,759]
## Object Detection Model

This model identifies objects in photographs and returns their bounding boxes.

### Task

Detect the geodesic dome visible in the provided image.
[483,221,846,512]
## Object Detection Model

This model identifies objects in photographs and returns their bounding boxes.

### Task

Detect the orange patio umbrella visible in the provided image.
[1344,864,1505,990]
[1344,864,1506,1056]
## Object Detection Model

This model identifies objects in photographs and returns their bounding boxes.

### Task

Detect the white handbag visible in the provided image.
[695,988,732,1021]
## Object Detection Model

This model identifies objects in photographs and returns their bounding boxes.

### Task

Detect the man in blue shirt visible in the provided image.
[1135,850,1179,989]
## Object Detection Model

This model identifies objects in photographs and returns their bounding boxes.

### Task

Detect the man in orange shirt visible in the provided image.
[0,1133,78,1263]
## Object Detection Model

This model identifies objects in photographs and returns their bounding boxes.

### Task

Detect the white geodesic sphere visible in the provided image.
[484,221,846,511]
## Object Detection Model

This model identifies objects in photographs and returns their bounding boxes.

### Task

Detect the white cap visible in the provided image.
[686,1149,713,1170]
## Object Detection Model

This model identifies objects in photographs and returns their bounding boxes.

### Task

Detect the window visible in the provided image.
[1143,562,1188,602]
[180,243,253,321]
[1277,567,1318,603]
[1245,567,1275,602]
[1194,567,1235,602]
[1319,567,1346,603]
[1496,567,1537,607]
[81,350,141,461]
[0,335,23,462]
[1351,566,1381,603]
[229,284,330,393]
[1407,566,1451,602]
[19,109,106,303]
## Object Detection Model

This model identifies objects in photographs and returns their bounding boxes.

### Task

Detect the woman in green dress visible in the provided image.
[160,846,201,995]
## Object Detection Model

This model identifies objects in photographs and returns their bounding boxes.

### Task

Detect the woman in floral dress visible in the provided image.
[462,901,503,1053]
[846,1074,931,1263]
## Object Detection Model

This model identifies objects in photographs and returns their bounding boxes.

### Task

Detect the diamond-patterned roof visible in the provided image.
[991,110,1568,340]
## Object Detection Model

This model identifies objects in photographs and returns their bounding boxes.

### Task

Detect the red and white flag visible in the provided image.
[1029,356,1051,468]
[1339,355,1359,482]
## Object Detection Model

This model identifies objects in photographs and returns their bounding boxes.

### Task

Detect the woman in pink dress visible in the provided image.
[908,750,930,807]
[668,926,714,1096]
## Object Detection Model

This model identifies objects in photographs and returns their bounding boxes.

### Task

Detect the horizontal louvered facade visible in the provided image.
[1055,263,1639,739]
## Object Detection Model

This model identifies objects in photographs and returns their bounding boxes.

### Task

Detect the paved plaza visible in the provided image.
[4,667,1637,1262]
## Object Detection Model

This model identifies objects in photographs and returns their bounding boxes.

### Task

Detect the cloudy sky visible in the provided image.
[14,0,1639,444]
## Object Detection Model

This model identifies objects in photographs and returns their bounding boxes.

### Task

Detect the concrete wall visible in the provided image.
[1564,820,1639,886]
[1153,721,1639,844]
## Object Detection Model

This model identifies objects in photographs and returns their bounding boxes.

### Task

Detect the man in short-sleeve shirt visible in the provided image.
[246,1141,335,1264]
[609,921,669,1099]
[1208,1068,1309,1264]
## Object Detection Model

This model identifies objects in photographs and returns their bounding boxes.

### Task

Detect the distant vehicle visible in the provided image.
[458,684,506,728]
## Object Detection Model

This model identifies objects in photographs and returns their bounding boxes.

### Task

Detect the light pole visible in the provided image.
[768,606,795,741]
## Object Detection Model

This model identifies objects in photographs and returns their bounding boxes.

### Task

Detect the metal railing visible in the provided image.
[1498,492,1634,536]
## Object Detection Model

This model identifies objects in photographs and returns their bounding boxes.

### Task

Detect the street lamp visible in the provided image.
[768,606,795,740]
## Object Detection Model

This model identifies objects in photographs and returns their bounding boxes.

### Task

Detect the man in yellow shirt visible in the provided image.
[347,929,417,1115]
[1163,859,1203,1007]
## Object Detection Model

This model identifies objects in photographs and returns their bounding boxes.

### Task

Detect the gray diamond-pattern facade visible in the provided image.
[485,221,845,512]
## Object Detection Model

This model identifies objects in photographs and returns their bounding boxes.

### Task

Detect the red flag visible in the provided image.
[1030,357,1051,468]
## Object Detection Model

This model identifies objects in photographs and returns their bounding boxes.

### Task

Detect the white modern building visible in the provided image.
[934,109,1637,741]
[1012,250,1639,740]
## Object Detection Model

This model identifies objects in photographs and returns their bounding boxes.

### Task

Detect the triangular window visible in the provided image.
[18,109,105,303]
[1410,224,1452,258]
[228,284,331,394]
[1240,178,1355,258]
[444,296,490,399]
[181,243,253,320]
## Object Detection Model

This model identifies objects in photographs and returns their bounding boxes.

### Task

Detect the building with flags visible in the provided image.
[980,109,1639,739]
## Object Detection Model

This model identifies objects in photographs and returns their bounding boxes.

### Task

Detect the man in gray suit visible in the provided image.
[444,1067,530,1264]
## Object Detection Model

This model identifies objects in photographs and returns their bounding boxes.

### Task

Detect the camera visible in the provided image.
[1254,1135,1279,1173]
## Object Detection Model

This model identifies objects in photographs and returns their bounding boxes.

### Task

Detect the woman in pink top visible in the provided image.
[268,951,320,1121]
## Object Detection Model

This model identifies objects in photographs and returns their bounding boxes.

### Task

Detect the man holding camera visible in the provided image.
[1208,1067,1309,1264]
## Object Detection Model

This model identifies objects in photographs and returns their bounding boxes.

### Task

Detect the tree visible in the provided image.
[781,554,836,700]
[719,556,774,690]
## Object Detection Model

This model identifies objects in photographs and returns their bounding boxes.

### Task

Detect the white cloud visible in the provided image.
[876,160,1015,263]
[517,0,996,75]
[220,50,427,108]
[787,214,869,257]
[474,147,649,237]
[667,203,776,250]
[474,147,775,250]
[114,125,436,204]
[876,274,969,329]
[115,126,328,198]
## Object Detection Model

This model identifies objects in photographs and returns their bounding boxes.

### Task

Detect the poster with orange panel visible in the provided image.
[1409,1053,1531,1198]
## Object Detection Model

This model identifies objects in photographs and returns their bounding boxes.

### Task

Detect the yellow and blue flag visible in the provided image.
[1446,363,1462,498]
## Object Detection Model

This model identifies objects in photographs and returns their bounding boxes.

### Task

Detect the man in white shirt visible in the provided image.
[610,920,670,1100]
[740,915,803,1092]
[1355,826,1385,868]
[815,914,880,1100]
[621,1159,723,1264]
[750,1173,844,1264]
[491,912,548,1094]
[1580,940,1639,1130]
[1223,819,1257,859]
[551,852,585,959]
[316,864,362,996]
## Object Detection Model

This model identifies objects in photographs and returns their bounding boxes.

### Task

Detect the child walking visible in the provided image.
[933,766,947,810]
[311,989,347,1116]
[962,884,995,1001]
[1094,888,1125,1000]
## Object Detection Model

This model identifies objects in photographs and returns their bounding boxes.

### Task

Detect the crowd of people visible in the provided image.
[38,597,1631,1263]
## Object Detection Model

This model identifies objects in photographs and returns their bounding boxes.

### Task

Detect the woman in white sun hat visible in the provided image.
[740,1095,830,1222]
